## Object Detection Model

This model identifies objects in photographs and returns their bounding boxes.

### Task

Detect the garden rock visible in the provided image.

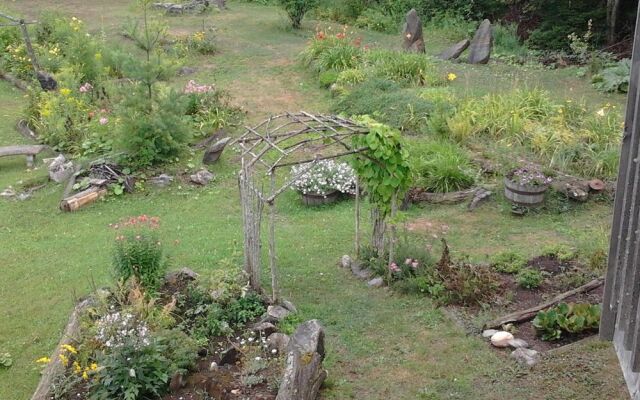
[511,348,540,366]
[482,329,498,338]
[282,299,298,313]
[367,277,384,288]
[0,188,16,198]
[165,267,199,285]
[203,137,230,165]
[150,174,173,188]
[340,255,352,268]
[438,39,470,60]
[214,0,226,9]
[508,338,529,349]
[219,346,239,365]
[251,322,277,337]
[468,19,493,64]
[36,71,57,91]
[267,332,290,354]
[490,331,514,347]
[277,320,327,400]
[266,305,291,322]
[190,169,214,185]
[47,155,74,183]
[402,9,425,53]
[351,262,372,280]
[177,66,197,76]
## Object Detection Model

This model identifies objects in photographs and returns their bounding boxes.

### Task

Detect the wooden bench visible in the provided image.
[0,145,48,168]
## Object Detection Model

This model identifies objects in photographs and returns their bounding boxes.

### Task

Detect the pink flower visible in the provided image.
[79,82,93,93]
[411,261,419,269]
[404,258,412,265]
[389,262,400,273]
[99,117,108,125]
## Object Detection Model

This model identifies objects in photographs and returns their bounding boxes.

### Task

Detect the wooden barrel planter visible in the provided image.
[301,190,340,206]
[504,177,548,206]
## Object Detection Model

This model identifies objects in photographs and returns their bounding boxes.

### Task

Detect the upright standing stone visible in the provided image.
[438,39,470,60]
[468,19,493,64]
[402,9,425,53]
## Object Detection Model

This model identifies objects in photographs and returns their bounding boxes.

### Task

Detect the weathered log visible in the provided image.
[60,186,107,212]
[483,278,604,330]
[551,179,590,202]
[407,187,476,204]
[30,298,94,400]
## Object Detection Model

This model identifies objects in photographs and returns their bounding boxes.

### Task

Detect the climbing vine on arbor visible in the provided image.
[351,115,411,216]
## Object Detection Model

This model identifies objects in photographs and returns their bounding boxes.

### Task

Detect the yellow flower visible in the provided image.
[73,361,82,373]
[90,363,98,370]
[60,88,72,96]
[58,353,69,367]
[62,344,77,354]
[95,53,102,60]
[35,357,51,364]
[82,371,89,380]
[447,73,457,81]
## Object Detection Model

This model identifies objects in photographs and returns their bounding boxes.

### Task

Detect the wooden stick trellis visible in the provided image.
[232,112,371,302]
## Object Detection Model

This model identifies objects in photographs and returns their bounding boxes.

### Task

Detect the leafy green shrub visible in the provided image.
[91,337,171,400]
[279,0,319,29]
[301,34,363,73]
[408,139,476,193]
[355,8,397,33]
[517,268,544,289]
[278,314,304,335]
[318,70,339,88]
[117,87,191,169]
[112,216,166,291]
[427,11,475,41]
[592,58,630,93]
[533,302,601,341]
[333,79,435,133]
[491,251,526,274]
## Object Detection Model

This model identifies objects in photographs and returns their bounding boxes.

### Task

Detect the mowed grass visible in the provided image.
[0,1,629,399]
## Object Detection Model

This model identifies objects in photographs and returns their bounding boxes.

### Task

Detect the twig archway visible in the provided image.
[233,112,372,302]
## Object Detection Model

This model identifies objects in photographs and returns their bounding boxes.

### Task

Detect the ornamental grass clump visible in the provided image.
[111,215,166,292]
[291,160,356,196]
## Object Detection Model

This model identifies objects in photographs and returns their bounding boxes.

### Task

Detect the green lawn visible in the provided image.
[0,1,629,399]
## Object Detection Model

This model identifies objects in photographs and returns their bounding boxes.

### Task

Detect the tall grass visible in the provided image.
[446,88,622,178]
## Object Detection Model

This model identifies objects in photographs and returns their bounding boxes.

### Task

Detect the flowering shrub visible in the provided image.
[112,215,166,291]
[507,167,553,186]
[291,160,356,196]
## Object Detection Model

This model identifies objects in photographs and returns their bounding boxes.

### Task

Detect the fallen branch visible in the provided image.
[483,278,604,330]
[16,119,39,141]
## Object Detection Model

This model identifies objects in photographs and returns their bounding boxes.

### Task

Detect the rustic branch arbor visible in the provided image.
[233,112,400,302]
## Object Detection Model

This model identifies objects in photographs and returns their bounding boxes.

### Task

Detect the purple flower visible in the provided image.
[99,117,108,125]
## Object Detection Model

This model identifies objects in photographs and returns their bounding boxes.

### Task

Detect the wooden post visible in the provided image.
[388,192,398,267]
[354,178,360,259]
[601,5,640,341]
[268,172,279,303]
[18,19,40,73]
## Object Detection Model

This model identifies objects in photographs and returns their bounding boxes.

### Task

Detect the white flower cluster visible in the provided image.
[95,311,150,349]
[291,160,356,196]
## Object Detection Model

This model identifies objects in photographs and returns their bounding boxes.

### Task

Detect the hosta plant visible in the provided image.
[533,302,601,341]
